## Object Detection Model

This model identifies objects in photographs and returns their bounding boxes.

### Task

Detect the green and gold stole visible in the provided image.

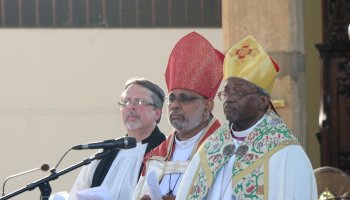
[186,111,299,199]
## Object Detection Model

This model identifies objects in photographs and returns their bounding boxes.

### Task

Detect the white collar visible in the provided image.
[174,129,205,149]
[231,114,267,138]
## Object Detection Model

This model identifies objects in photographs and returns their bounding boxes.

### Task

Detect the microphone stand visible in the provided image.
[0,150,114,200]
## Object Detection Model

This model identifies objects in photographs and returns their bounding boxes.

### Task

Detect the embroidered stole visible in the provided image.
[186,111,299,199]
[133,118,220,199]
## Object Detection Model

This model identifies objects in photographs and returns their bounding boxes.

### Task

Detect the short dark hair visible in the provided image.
[256,86,271,112]
[124,78,165,123]
[256,86,271,99]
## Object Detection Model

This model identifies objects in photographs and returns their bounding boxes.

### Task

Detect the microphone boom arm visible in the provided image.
[2,168,39,196]
[0,150,114,200]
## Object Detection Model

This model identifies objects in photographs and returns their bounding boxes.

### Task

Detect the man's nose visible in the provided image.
[168,99,181,109]
[224,96,237,104]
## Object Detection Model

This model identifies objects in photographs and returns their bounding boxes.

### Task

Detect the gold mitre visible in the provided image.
[223,36,280,94]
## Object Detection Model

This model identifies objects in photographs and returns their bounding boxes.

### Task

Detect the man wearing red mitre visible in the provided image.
[132,32,224,200]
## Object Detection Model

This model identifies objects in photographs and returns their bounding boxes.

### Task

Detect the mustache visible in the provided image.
[223,100,234,108]
[126,111,140,119]
[223,101,237,112]
[169,110,185,119]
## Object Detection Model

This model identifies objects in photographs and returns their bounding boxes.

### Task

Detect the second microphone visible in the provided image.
[72,137,137,150]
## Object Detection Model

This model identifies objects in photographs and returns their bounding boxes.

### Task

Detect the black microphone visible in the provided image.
[2,164,50,196]
[72,137,137,150]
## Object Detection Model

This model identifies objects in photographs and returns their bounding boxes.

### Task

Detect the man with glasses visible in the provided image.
[68,78,166,200]
[177,36,317,199]
[132,32,224,200]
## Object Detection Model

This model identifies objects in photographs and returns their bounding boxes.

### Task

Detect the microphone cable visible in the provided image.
[50,148,73,174]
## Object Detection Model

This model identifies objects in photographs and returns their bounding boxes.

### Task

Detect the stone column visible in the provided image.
[222,0,306,146]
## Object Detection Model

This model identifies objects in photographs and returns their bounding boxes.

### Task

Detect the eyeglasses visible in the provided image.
[165,93,205,105]
[217,90,259,101]
[118,98,156,107]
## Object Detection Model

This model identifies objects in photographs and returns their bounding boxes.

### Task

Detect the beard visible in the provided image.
[169,107,205,134]
[224,102,240,123]
[124,111,143,130]
[125,120,143,130]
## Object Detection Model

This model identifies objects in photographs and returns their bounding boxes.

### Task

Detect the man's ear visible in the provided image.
[154,109,162,122]
[204,99,214,115]
[259,95,270,111]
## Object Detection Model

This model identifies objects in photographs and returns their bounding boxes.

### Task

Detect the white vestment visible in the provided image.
[68,142,147,200]
[158,131,202,195]
[132,130,204,199]
[177,116,318,200]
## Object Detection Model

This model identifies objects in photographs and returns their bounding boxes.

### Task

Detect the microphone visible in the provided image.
[2,164,50,196]
[72,137,137,150]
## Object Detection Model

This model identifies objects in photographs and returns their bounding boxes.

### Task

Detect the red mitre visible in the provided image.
[165,32,224,99]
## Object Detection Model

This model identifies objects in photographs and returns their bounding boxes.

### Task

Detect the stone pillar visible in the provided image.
[222,0,306,146]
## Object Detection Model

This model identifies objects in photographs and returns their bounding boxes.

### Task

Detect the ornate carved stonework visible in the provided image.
[339,60,350,75]
[338,61,350,116]
[317,0,350,173]
[327,0,350,43]
[339,152,350,174]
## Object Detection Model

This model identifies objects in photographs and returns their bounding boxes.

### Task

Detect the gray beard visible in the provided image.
[169,116,203,135]
[125,120,143,130]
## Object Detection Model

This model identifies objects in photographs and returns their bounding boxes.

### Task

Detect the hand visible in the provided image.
[162,195,176,200]
[140,195,151,200]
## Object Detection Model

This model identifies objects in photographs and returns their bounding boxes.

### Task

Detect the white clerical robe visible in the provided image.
[132,130,204,199]
[177,116,318,200]
[158,130,203,195]
[68,142,147,200]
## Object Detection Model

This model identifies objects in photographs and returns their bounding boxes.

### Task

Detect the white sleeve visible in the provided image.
[176,153,201,199]
[68,160,100,200]
[268,145,318,200]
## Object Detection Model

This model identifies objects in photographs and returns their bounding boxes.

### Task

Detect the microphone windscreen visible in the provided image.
[40,164,50,172]
[126,137,137,148]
